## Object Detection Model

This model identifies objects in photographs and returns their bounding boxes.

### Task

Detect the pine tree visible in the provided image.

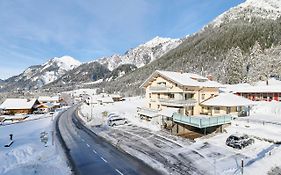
[225,47,244,84]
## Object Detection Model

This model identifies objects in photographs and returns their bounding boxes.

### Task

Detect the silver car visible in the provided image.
[108,116,128,127]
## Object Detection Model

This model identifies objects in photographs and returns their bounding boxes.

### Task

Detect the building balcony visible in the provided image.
[149,85,171,92]
[173,113,232,128]
[158,98,197,107]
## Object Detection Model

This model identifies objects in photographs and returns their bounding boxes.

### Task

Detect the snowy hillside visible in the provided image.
[1,56,81,91]
[33,56,81,85]
[97,36,182,70]
[212,0,281,27]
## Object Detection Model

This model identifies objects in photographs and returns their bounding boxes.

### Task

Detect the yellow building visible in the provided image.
[139,70,254,137]
[201,93,255,116]
[140,70,222,116]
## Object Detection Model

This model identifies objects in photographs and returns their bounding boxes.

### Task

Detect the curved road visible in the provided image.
[57,107,161,175]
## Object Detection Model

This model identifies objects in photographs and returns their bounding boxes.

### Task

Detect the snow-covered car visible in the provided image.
[108,116,128,127]
[226,134,254,149]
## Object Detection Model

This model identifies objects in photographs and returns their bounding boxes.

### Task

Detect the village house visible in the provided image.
[234,86,281,102]
[224,79,281,102]
[0,98,40,115]
[201,93,254,117]
[139,70,254,137]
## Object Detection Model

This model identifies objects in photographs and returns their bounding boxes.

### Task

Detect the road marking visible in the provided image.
[115,169,124,175]
[93,149,97,154]
[100,157,107,163]
[81,139,85,142]
[86,143,90,148]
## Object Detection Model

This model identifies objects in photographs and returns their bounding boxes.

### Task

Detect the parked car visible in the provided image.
[108,116,128,127]
[226,134,254,149]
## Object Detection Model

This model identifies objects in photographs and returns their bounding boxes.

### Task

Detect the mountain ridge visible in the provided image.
[97,0,281,96]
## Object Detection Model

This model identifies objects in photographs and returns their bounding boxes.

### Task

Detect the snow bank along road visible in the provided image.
[56,106,161,175]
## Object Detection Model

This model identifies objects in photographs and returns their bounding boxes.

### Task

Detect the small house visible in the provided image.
[0,98,39,114]
[201,93,255,117]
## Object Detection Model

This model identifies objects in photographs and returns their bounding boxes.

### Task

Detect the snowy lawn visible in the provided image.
[0,112,70,175]
[197,101,281,175]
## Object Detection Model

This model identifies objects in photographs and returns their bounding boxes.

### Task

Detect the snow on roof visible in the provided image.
[255,78,281,86]
[141,70,223,88]
[0,98,37,110]
[225,85,281,93]
[158,108,178,117]
[98,97,114,103]
[38,96,59,102]
[138,108,159,118]
[201,93,255,107]
[222,78,281,93]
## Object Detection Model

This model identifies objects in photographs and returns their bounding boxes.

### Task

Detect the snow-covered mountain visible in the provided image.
[211,0,281,27]
[1,56,81,91]
[97,36,182,70]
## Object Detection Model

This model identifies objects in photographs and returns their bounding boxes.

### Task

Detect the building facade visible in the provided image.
[141,70,221,116]
[139,70,254,137]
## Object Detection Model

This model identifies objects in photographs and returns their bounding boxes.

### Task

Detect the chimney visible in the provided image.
[207,74,213,81]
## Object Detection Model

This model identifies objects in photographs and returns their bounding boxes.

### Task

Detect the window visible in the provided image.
[214,107,220,114]
[226,107,231,114]
[201,94,205,100]
[157,82,166,86]
[168,94,174,99]
[175,83,178,87]
[149,103,151,108]
[149,93,151,98]
[157,105,160,109]
[157,93,160,99]
[185,93,194,100]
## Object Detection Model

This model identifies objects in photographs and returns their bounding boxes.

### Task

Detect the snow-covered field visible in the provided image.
[80,97,281,175]
[0,112,70,175]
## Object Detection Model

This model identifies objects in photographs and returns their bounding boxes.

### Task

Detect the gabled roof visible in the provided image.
[140,70,223,88]
[0,98,38,110]
[201,93,255,107]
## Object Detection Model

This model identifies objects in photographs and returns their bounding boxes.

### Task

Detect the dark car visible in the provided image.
[226,134,254,149]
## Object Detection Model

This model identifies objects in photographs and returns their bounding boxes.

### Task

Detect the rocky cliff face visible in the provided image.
[96,36,182,70]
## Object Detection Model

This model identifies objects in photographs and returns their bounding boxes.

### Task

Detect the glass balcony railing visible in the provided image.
[158,98,197,107]
[173,113,232,128]
[149,86,171,91]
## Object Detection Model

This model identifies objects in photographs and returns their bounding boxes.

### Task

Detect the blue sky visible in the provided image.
[0,0,244,79]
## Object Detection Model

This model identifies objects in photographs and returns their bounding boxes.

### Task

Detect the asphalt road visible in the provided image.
[57,107,162,175]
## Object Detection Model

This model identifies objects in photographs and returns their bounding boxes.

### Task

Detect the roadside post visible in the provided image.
[241,159,244,174]
[51,130,54,146]
[9,134,13,140]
